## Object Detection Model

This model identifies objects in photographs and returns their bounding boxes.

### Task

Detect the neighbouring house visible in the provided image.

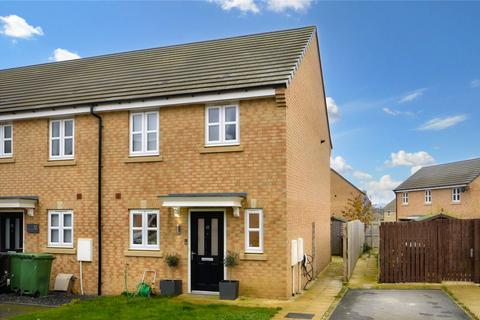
[330,169,366,218]
[394,158,480,221]
[383,199,396,222]
[0,26,332,299]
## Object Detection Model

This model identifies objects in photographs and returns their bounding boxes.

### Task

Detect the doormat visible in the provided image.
[285,312,315,319]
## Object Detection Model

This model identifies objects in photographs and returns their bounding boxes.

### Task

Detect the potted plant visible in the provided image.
[219,251,239,300]
[160,253,182,296]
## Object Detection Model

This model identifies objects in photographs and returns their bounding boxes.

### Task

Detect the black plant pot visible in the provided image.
[219,280,239,300]
[160,280,182,296]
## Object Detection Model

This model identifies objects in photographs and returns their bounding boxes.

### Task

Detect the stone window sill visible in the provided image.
[200,145,244,154]
[124,155,163,163]
[43,247,76,255]
[240,253,268,261]
[124,250,163,258]
[44,160,76,167]
[0,157,15,164]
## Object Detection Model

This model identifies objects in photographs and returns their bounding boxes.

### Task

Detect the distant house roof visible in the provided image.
[394,158,480,192]
[383,199,396,212]
[331,169,365,196]
[0,26,316,114]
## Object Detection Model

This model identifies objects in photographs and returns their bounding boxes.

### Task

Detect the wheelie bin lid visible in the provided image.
[6,252,55,260]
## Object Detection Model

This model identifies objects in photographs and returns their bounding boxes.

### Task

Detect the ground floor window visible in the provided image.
[129,209,160,250]
[48,210,73,247]
[245,209,263,253]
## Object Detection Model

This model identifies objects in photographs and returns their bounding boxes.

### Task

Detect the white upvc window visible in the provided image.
[205,104,239,146]
[424,190,432,204]
[0,124,13,158]
[129,111,159,156]
[129,210,160,250]
[49,119,74,160]
[452,188,461,203]
[245,209,263,253]
[48,210,73,248]
[402,192,409,205]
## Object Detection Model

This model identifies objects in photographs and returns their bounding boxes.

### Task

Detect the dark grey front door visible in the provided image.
[190,212,224,292]
[0,213,23,253]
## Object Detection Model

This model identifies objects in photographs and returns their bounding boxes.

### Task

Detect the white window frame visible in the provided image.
[245,209,263,253]
[424,190,432,204]
[452,188,461,203]
[129,111,159,156]
[402,192,409,205]
[129,210,160,250]
[48,210,74,248]
[0,124,13,158]
[49,119,75,160]
[205,104,240,146]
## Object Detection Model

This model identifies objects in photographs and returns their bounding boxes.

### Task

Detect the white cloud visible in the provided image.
[209,0,260,13]
[330,156,352,174]
[386,150,435,173]
[0,15,43,39]
[362,175,399,206]
[353,170,373,181]
[399,88,426,104]
[50,48,81,62]
[418,114,467,131]
[326,96,340,123]
[265,0,313,12]
[470,79,480,88]
[382,107,414,117]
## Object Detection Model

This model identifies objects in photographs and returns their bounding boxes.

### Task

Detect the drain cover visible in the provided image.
[285,312,315,319]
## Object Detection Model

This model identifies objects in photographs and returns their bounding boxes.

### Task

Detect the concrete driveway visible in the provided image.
[329,289,470,320]
[0,303,50,319]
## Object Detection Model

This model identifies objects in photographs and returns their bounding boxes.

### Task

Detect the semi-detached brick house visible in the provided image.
[394,158,480,221]
[0,26,332,299]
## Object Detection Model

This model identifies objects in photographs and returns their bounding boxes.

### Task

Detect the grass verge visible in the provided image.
[442,286,479,320]
[12,295,279,320]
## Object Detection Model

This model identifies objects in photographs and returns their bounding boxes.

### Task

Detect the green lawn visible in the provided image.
[12,295,279,320]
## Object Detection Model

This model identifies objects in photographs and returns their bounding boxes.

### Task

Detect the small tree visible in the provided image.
[224,251,239,281]
[165,253,180,279]
[341,194,374,226]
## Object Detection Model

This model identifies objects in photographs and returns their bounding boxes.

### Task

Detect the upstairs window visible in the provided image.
[130,111,159,156]
[50,119,74,160]
[48,210,73,248]
[0,124,12,158]
[424,190,432,204]
[205,105,239,146]
[452,188,461,203]
[402,192,409,205]
[245,209,263,253]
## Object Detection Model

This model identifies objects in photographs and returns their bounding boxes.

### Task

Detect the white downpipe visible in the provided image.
[80,261,84,295]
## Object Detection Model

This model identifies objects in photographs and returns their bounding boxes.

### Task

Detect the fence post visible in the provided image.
[343,222,348,282]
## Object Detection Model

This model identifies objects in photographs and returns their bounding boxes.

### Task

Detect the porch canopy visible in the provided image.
[159,193,246,217]
[0,196,38,216]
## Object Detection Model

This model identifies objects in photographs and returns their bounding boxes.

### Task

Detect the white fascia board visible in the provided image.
[394,184,468,193]
[161,196,243,208]
[0,88,276,121]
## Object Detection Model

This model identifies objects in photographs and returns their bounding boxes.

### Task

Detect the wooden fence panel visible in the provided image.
[379,219,480,283]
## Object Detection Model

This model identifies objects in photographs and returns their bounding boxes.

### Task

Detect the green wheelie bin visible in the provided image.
[9,253,55,296]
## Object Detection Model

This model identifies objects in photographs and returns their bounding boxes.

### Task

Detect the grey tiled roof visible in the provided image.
[0,26,316,114]
[383,199,396,211]
[394,158,480,191]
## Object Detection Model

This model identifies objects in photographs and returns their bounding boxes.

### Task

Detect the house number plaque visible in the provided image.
[27,224,40,233]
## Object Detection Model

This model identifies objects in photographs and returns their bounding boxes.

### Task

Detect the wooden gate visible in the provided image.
[380,219,480,283]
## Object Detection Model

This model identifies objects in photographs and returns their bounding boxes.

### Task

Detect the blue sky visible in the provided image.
[1,1,479,205]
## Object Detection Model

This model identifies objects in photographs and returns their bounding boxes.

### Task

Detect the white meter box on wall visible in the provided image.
[77,238,93,262]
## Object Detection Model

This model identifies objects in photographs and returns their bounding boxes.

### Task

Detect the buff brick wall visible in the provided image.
[331,170,364,218]
[0,96,292,298]
[100,98,288,298]
[284,33,332,297]
[0,115,100,295]
[396,177,480,220]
